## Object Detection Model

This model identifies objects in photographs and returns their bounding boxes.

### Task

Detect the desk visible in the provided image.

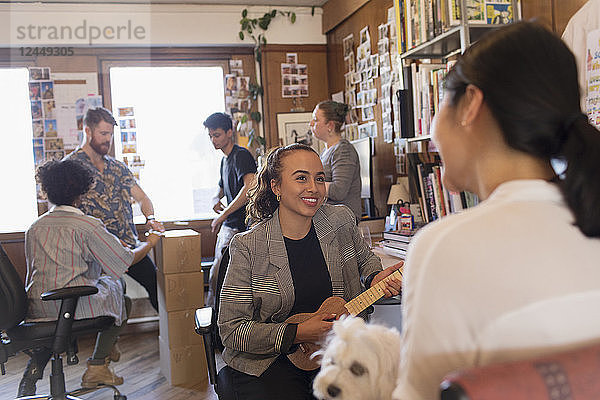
[370,244,403,331]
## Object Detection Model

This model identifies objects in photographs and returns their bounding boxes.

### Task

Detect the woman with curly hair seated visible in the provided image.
[18,159,160,397]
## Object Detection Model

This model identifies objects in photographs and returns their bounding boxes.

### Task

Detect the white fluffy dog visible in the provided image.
[313,316,401,400]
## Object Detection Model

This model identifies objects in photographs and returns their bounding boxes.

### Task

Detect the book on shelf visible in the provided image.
[381,245,407,259]
[382,239,410,251]
[407,152,480,223]
[383,229,417,243]
[396,0,521,51]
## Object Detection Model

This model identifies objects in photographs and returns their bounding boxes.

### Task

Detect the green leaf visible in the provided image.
[241,20,248,30]
[291,13,296,23]
[242,9,248,18]
[248,27,253,34]
[271,9,277,17]
[241,114,248,123]
[262,36,267,44]
[257,136,266,146]
[311,6,315,16]
[239,31,244,40]
[250,111,262,123]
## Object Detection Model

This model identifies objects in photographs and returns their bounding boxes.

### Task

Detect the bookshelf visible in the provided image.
[391,0,522,226]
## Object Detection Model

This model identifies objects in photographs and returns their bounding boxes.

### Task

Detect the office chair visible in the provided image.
[195,246,235,400]
[440,341,600,400]
[0,244,127,400]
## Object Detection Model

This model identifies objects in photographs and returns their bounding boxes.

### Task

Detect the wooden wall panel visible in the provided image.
[325,0,396,218]
[521,0,554,30]
[554,0,589,36]
[322,0,371,33]
[260,44,328,148]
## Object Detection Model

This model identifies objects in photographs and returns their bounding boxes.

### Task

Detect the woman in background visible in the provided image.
[218,144,401,399]
[310,101,362,221]
[393,22,600,400]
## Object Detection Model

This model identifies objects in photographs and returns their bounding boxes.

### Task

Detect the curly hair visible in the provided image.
[246,143,318,224]
[36,159,95,206]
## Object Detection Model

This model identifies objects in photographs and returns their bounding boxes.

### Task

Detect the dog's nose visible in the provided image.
[327,384,341,397]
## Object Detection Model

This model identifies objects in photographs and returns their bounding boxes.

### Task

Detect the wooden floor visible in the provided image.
[0,328,221,400]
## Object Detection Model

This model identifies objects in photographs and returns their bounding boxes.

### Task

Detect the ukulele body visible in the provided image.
[285,296,349,371]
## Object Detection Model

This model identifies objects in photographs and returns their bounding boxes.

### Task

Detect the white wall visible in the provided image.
[0,3,325,47]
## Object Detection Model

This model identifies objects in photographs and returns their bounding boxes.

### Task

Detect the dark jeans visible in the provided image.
[126,255,158,311]
[228,355,318,400]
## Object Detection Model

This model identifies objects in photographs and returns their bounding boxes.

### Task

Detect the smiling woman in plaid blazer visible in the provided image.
[217,143,402,399]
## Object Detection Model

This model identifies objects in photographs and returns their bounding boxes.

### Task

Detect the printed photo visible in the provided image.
[44,119,58,137]
[122,143,137,153]
[378,38,390,55]
[41,82,54,99]
[360,26,370,45]
[229,59,243,69]
[237,76,250,98]
[43,100,55,119]
[44,137,63,151]
[281,64,293,75]
[225,74,237,92]
[129,131,136,142]
[343,33,354,58]
[29,68,43,81]
[298,65,307,75]
[45,150,65,161]
[121,131,128,143]
[286,53,298,64]
[231,68,244,77]
[118,107,134,117]
[41,68,51,80]
[378,23,389,41]
[29,82,41,100]
[345,55,355,73]
[32,120,44,138]
[33,146,44,165]
[31,101,42,119]
[119,119,136,129]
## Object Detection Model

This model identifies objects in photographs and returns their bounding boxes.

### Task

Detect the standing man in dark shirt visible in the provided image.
[204,112,257,306]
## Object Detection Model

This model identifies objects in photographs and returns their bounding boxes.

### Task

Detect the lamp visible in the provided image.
[387,177,410,206]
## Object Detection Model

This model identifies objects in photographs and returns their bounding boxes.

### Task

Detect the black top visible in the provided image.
[284,223,333,316]
[219,144,257,231]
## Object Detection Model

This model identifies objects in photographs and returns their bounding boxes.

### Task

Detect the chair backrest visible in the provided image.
[440,340,600,400]
[0,244,27,330]
[213,245,230,351]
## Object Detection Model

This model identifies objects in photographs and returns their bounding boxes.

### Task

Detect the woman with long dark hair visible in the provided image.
[218,143,401,399]
[393,22,600,400]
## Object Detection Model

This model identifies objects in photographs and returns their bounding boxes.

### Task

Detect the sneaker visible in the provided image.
[108,342,121,362]
[81,359,124,388]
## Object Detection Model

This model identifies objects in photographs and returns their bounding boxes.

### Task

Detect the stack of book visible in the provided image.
[381,229,417,259]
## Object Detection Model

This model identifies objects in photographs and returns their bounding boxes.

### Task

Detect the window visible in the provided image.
[0,68,38,233]
[109,66,225,222]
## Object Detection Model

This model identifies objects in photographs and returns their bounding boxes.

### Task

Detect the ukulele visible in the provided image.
[285,266,403,370]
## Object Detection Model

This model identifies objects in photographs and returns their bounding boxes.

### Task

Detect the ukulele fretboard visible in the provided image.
[344,268,403,315]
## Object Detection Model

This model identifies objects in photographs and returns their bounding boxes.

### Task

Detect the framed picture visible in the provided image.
[276,112,325,154]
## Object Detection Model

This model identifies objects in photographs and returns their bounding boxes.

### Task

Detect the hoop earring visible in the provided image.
[276,194,281,202]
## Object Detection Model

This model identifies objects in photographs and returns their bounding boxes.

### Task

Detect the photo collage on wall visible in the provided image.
[224,59,253,138]
[117,107,144,179]
[29,67,63,166]
[281,53,309,98]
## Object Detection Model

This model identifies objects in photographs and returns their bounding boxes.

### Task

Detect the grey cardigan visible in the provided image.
[218,204,382,376]
[320,138,362,220]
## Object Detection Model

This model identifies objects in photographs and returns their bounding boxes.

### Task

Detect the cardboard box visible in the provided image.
[159,308,204,348]
[157,271,204,312]
[155,229,202,274]
[159,335,208,386]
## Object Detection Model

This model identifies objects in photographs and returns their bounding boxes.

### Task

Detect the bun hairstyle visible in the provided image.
[246,143,319,224]
[317,100,350,133]
[444,21,600,237]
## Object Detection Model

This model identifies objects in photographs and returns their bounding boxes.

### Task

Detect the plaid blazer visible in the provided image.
[218,204,382,376]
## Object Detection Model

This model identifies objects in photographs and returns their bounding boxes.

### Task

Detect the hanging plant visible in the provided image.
[238,8,297,63]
